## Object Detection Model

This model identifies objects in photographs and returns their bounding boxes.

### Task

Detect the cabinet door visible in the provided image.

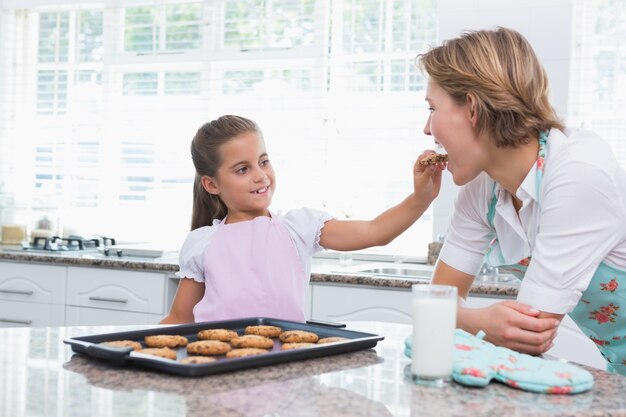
[0,263,66,304]
[0,300,65,327]
[67,267,166,314]
[311,284,412,324]
[65,306,162,326]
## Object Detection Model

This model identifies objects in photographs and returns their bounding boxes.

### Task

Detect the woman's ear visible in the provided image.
[466,93,478,128]
[201,175,219,195]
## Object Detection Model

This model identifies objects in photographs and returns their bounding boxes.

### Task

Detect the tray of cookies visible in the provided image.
[63,317,384,376]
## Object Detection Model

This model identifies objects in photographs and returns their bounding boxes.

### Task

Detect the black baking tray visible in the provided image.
[63,317,384,377]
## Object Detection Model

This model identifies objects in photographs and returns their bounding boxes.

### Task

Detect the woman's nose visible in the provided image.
[423,116,431,136]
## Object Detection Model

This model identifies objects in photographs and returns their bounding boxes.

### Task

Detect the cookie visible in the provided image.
[230,334,274,349]
[197,328,238,342]
[279,330,319,344]
[180,356,217,364]
[144,335,188,348]
[187,340,232,356]
[317,337,350,344]
[418,153,448,166]
[280,342,315,350]
[226,348,268,358]
[138,347,177,360]
[244,325,283,338]
[102,340,142,351]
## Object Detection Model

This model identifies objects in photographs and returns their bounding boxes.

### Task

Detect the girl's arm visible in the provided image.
[159,278,205,324]
[432,260,561,355]
[319,153,443,251]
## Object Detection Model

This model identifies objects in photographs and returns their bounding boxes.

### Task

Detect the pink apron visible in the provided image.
[193,216,307,322]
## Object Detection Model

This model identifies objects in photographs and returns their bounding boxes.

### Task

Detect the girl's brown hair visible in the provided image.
[190,115,261,230]
[417,27,564,147]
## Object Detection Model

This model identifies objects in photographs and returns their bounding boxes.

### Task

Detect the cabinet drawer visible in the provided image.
[0,300,65,327]
[65,306,162,326]
[66,267,166,314]
[311,284,412,324]
[0,263,66,304]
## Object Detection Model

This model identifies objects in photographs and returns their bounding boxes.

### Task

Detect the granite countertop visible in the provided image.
[1,321,624,417]
[0,248,519,297]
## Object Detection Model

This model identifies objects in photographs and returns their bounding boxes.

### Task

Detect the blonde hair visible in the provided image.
[417,27,564,147]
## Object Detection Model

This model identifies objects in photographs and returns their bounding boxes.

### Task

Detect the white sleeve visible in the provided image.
[517,159,626,314]
[175,226,216,283]
[438,174,494,276]
[280,208,334,256]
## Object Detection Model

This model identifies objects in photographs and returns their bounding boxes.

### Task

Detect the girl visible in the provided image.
[161,115,444,324]
[420,28,626,374]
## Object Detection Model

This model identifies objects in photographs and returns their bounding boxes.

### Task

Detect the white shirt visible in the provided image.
[439,128,626,314]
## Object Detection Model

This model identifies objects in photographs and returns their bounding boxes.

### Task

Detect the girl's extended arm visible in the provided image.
[159,278,205,324]
[319,152,443,251]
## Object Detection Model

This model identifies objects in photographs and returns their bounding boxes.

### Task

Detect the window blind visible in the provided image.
[0,0,437,257]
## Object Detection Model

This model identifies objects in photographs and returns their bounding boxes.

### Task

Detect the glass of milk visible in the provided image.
[411,284,457,386]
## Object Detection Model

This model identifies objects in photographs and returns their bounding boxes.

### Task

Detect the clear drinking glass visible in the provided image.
[411,284,457,386]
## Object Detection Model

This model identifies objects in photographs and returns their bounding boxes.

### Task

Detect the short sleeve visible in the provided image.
[278,208,334,257]
[438,174,495,276]
[175,226,217,283]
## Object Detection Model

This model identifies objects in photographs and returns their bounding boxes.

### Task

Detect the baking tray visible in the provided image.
[63,317,384,377]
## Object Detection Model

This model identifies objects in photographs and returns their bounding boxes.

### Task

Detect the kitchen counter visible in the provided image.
[0,321,624,417]
[0,248,518,297]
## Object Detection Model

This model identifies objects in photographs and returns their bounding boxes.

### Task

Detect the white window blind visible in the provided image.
[0,0,437,257]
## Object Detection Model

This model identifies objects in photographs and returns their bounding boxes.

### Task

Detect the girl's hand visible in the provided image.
[460,300,560,355]
[412,150,445,203]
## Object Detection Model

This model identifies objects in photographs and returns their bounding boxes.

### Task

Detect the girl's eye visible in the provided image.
[236,166,248,174]
[427,107,434,113]
[260,159,270,166]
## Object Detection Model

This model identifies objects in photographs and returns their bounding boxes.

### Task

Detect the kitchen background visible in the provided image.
[0,0,623,259]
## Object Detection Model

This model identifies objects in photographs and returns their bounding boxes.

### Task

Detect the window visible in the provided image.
[0,0,437,257]
[570,0,626,167]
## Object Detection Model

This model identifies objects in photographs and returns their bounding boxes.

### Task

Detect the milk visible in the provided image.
[411,294,457,379]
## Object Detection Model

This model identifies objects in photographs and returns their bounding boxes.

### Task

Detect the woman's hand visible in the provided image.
[412,150,445,203]
[459,300,561,355]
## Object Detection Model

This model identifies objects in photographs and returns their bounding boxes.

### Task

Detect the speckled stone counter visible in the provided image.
[0,321,624,417]
[0,248,520,297]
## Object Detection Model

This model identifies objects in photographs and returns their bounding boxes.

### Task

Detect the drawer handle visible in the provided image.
[0,318,33,325]
[0,289,34,296]
[88,296,128,304]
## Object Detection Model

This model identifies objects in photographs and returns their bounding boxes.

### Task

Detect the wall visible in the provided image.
[432,0,575,239]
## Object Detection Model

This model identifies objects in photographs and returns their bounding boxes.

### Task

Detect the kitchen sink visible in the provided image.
[331,263,520,285]
[333,263,433,282]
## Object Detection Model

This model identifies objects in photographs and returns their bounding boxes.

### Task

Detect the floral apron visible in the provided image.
[483,131,626,375]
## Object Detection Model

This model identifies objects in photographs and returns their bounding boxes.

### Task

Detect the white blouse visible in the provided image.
[176,208,333,283]
[439,128,626,314]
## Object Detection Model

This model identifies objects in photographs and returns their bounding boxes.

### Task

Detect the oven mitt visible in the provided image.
[404,329,594,394]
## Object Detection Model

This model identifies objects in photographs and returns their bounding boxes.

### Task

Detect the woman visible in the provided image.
[418,27,626,374]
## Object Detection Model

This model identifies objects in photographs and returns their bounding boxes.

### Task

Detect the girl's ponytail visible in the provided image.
[191,174,227,230]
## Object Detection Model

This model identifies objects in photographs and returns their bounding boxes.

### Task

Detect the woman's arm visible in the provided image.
[320,153,444,251]
[432,260,560,355]
[159,278,205,324]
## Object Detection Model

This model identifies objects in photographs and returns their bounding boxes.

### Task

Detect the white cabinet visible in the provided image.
[65,266,168,326]
[310,283,412,324]
[0,263,66,327]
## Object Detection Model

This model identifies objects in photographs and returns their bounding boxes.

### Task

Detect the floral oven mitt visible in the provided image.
[404,329,594,394]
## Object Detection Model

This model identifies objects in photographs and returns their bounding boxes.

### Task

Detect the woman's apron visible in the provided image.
[483,131,626,374]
